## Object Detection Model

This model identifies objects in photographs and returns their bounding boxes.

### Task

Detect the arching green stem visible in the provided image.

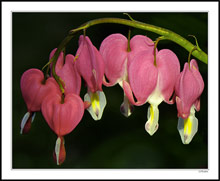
[69,18,207,64]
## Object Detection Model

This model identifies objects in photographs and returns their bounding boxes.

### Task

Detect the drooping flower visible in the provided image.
[49,48,81,95]
[175,59,204,144]
[41,93,84,165]
[123,49,180,135]
[20,68,60,134]
[100,33,155,117]
[75,35,106,120]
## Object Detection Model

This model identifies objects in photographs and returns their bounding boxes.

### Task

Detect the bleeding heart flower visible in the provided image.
[20,68,60,134]
[41,93,84,165]
[175,59,204,144]
[100,34,155,117]
[49,48,81,95]
[123,49,180,135]
[75,35,106,120]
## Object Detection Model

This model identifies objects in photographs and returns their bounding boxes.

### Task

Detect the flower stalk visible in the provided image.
[188,46,198,69]
[154,36,165,66]
[127,28,132,52]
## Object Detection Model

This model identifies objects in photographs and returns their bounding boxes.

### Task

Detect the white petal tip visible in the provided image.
[145,122,159,136]
[120,98,134,118]
[93,115,101,121]
[183,135,190,144]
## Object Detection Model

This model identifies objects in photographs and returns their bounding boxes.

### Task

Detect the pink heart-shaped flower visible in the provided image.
[20,68,61,112]
[41,93,84,136]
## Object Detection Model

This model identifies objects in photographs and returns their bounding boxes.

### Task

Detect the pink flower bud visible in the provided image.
[75,35,104,93]
[49,48,81,95]
[75,36,106,120]
[175,59,204,119]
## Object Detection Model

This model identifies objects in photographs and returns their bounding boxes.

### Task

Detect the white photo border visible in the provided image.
[2,1,219,180]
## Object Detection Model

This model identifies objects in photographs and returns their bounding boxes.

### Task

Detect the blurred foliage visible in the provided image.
[13,12,208,168]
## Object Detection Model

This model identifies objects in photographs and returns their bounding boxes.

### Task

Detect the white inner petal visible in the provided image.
[147,77,164,106]
[31,112,36,123]
[118,58,128,88]
[144,77,164,136]
[55,137,61,165]
[177,105,198,144]
[84,91,107,121]
[145,105,159,136]
[20,112,30,134]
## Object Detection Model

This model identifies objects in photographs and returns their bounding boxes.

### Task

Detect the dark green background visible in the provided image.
[13,13,208,168]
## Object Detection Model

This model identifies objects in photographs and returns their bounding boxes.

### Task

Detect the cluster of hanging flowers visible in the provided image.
[20,32,204,165]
